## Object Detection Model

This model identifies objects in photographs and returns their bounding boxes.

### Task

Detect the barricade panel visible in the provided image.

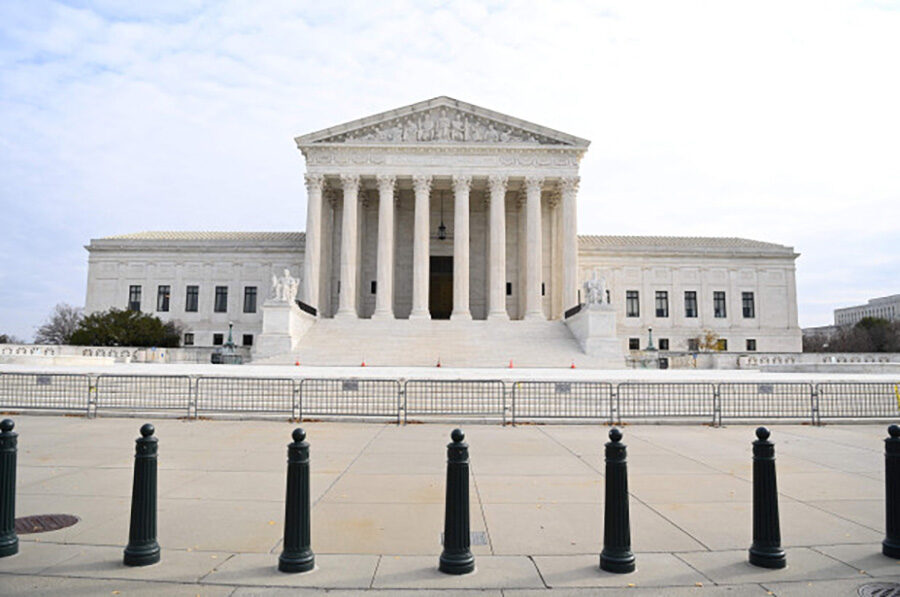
[96,375,192,412]
[404,380,505,420]
[818,382,900,420]
[197,377,294,415]
[299,378,400,418]
[718,382,814,421]
[511,381,612,422]
[0,372,90,412]
[617,382,716,422]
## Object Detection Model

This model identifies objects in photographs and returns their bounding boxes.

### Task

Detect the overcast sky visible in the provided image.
[1,1,898,341]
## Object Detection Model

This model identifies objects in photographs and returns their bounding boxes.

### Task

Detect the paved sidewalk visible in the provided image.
[1,415,898,595]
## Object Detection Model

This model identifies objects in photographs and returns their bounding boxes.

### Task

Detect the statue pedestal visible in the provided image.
[565,305,624,364]
[254,300,316,359]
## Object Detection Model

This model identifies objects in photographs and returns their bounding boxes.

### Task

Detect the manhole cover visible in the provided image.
[859,582,900,597]
[15,514,79,534]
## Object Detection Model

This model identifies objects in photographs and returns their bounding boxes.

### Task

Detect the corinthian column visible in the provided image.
[410,175,432,320]
[302,173,325,312]
[372,174,397,319]
[560,176,580,310]
[487,175,509,320]
[335,174,360,319]
[451,175,472,320]
[524,176,545,320]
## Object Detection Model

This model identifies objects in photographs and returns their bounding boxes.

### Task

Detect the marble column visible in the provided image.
[410,175,432,320]
[301,174,324,311]
[560,176,579,311]
[451,175,472,320]
[487,175,509,320]
[524,176,545,320]
[372,175,396,319]
[335,174,360,319]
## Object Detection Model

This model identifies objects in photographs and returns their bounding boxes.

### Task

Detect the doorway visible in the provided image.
[429,256,453,319]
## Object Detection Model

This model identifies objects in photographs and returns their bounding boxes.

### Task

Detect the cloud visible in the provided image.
[0,0,898,339]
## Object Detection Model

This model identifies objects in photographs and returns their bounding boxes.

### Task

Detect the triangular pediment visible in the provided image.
[295,96,589,148]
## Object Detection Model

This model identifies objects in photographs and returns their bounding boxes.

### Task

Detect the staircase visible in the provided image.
[254,318,622,368]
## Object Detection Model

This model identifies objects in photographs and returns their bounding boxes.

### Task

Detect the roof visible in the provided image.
[578,235,796,256]
[100,231,305,242]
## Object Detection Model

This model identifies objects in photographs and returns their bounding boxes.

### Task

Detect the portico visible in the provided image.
[295,96,589,322]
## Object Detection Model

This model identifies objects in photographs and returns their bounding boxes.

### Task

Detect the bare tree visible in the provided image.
[34,303,83,345]
[0,333,25,344]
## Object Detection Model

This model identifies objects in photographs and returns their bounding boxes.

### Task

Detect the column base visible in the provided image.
[408,310,430,321]
[450,310,472,321]
[334,309,358,320]
[371,311,394,321]
[523,311,545,321]
[487,311,510,321]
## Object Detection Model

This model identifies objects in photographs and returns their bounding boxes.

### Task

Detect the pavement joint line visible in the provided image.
[312,422,389,508]
[469,463,495,556]
[200,552,237,582]
[807,544,877,579]
[526,554,550,589]
[790,498,884,536]
[671,550,718,586]
[369,553,382,589]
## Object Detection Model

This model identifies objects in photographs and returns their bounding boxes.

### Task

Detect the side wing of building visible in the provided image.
[578,236,802,353]
[84,232,304,348]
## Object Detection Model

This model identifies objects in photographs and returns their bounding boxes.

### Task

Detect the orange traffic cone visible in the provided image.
[508,359,514,368]
[295,361,300,366]
[570,360,576,369]
[361,359,367,367]
[436,357,442,367]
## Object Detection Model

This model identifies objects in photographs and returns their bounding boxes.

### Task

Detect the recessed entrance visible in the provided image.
[429,256,453,319]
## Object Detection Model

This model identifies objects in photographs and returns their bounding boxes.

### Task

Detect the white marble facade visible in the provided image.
[83,97,803,355]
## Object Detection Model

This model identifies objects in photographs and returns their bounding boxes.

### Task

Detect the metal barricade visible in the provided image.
[196,377,294,417]
[0,372,91,414]
[718,382,815,424]
[95,375,192,415]
[817,382,900,422]
[403,379,506,423]
[616,382,716,424]
[511,381,613,424]
[298,378,401,422]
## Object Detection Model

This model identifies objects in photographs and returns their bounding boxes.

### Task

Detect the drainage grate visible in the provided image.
[859,583,900,597]
[15,514,79,534]
[440,531,488,546]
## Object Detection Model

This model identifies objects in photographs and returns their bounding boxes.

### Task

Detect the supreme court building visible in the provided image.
[85,97,802,366]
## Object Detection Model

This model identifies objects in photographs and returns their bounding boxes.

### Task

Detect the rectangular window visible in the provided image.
[506,282,512,296]
[659,338,669,351]
[626,290,640,317]
[716,338,728,351]
[213,333,224,346]
[746,338,757,351]
[687,338,699,352]
[371,281,377,294]
[541,282,546,296]
[713,291,727,318]
[185,286,199,312]
[684,291,698,318]
[128,285,141,311]
[183,332,194,346]
[742,292,756,318]
[243,286,257,313]
[628,338,640,350]
[214,286,228,313]
[156,285,170,312]
[655,291,669,317]
[242,334,253,346]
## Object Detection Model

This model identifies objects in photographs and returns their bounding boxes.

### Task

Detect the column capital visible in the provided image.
[412,174,433,195]
[324,187,339,207]
[515,190,527,209]
[559,176,580,195]
[524,176,545,193]
[304,173,325,192]
[547,189,561,208]
[376,174,396,193]
[452,174,472,194]
[339,174,360,190]
[487,175,508,196]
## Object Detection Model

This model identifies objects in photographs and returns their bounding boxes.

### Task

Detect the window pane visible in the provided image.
[684,291,698,318]
[243,287,257,313]
[659,338,669,350]
[128,285,141,311]
[183,332,194,346]
[242,334,253,346]
[655,291,668,317]
[626,290,639,317]
[156,285,170,312]
[186,286,199,312]
[628,338,639,350]
[714,291,727,318]
[742,292,755,318]
[746,338,757,351]
[214,286,228,313]
[213,333,223,346]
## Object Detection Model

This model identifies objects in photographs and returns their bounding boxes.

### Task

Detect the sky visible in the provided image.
[1,0,898,341]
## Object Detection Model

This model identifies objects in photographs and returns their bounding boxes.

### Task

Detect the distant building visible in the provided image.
[834,294,900,326]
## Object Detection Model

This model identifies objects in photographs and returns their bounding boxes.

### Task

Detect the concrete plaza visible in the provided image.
[1,415,898,596]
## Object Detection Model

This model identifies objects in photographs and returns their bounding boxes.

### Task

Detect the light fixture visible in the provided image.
[437,191,447,240]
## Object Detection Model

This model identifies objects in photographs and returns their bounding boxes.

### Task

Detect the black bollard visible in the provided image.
[279,428,315,572]
[439,428,474,574]
[749,427,786,568]
[0,419,18,558]
[883,425,900,558]
[600,427,635,573]
[124,423,160,566]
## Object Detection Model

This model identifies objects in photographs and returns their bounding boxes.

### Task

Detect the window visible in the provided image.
[742,292,755,318]
[128,285,141,311]
[242,334,253,346]
[628,338,640,350]
[185,286,199,312]
[746,339,757,351]
[659,338,669,351]
[183,332,194,346]
[214,286,228,313]
[156,285,170,312]
[655,291,669,317]
[506,282,512,296]
[213,333,224,346]
[687,338,700,352]
[684,291,698,318]
[371,281,377,294]
[716,338,728,351]
[626,290,640,317]
[713,291,727,318]
[243,287,257,313]
[541,283,546,296]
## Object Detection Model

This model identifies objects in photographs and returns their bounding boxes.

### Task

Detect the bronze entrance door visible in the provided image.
[429,256,453,319]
